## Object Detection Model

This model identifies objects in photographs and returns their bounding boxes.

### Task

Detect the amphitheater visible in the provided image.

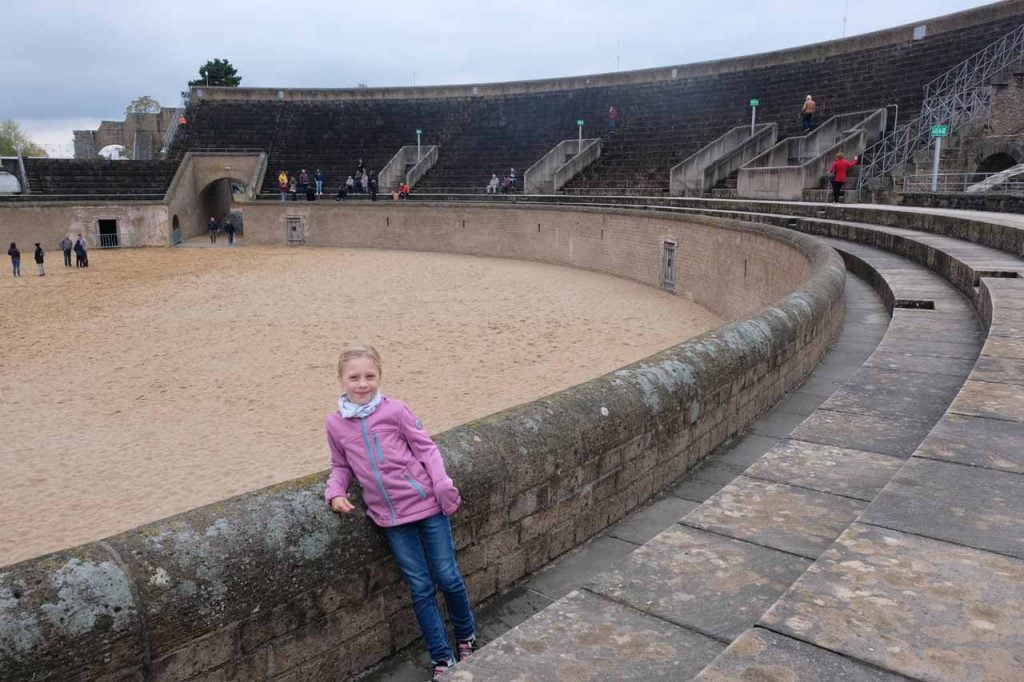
[3,2,1024,680]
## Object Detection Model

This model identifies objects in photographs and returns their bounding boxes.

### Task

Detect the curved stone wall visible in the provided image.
[0,207,845,681]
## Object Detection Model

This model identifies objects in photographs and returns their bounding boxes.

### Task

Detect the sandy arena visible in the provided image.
[0,245,722,566]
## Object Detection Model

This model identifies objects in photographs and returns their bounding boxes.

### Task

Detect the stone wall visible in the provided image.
[242,203,811,320]
[0,203,168,249]
[0,207,845,681]
[990,67,1024,135]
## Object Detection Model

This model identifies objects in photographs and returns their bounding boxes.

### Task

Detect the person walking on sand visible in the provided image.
[60,235,72,267]
[33,243,45,277]
[8,242,20,277]
[208,216,219,244]
[325,345,478,681]
[224,219,236,245]
[800,95,817,132]
[828,153,859,203]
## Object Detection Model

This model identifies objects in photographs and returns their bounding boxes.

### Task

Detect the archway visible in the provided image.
[171,215,181,245]
[198,178,247,239]
[976,152,1018,174]
[97,144,129,160]
[0,170,20,193]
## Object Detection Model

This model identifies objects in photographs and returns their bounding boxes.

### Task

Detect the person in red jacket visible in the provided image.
[828,153,859,203]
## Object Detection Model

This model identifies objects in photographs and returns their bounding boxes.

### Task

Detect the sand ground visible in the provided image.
[0,245,722,567]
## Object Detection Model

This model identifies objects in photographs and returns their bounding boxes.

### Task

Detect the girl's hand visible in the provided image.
[330,496,355,513]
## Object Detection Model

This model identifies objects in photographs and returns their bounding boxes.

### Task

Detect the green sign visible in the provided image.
[577,119,584,126]
[415,129,422,135]
[749,98,759,106]
[930,125,948,137]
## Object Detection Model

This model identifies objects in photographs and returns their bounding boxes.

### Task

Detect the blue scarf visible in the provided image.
[339,392,383,419]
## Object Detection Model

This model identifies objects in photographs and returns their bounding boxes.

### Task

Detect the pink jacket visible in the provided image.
[324,397,461,527]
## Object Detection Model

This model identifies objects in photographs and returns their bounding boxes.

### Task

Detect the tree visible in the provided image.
[125,95,162,115]
[189,59,241,87]
[0,120,46,157]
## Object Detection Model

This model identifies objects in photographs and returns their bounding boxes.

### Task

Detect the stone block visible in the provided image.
[790,409,933,458]
[744,439,904,500]
[683,476,865,559]
[951,379,1024,422]
[586,525,810,641]
[861,456,1024,560]
[447,590,723,681]
[916,413,1024,474]
[695,627,905,681]
[863,350,976,377]
[819,367,964,424]
[762,523,1024,682]
[151,623,241,681]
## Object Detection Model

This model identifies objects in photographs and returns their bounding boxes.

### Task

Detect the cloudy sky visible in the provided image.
[1,0,994,148]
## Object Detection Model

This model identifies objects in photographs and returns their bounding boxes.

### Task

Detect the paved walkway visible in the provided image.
[364,274,889,680]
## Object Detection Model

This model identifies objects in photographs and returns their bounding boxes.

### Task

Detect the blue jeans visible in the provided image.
[315,180,323,194]
[384,514,475,663]
[11,259,20,277]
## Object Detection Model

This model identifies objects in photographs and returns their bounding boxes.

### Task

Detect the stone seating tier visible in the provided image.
[22,158,177,196]
[170,12,1019,196]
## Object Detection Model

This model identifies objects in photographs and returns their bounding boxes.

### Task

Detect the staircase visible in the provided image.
[858,22,1024,190]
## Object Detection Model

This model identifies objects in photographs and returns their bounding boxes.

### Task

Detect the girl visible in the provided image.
[325,345,477,679]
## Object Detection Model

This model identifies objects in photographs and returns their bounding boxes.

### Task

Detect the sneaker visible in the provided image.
[456,637,477,662]
[431,657,454,681]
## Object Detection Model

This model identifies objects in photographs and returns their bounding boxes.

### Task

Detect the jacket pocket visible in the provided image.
[372,433,385,463]
[404,473,428,499]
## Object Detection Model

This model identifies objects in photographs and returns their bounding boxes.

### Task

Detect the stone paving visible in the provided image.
[364,275,888,681]
[443,206,1024,680]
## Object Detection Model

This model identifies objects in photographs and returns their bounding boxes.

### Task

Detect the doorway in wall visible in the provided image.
[660,240,676,291]
[98,219,119,248]
[171,215,181,245]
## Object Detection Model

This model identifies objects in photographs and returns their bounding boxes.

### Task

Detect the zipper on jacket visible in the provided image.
[361,418,396,524]
[373,433,385,463]
[404,474,428,499]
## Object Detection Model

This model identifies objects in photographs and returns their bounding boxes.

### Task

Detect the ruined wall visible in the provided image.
[990,68,1024,135]
[0,206,845,681]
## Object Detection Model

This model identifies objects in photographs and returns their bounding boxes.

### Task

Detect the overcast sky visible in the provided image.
[1,0,995,147]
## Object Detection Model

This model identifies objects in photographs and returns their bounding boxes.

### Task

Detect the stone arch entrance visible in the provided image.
[976,152,1018,174]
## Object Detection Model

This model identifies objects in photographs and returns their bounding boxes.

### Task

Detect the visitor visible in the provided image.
[828,153,859,203]
[500,176,509,194]
[369,173,378,202]
[800,95,817,132]
[60,235,72,267]
[486,174,499,194]
[177,114,187,127]
[298,169,310,193]
[278,170,289,202]
[392,188,400,201]
[306,184,317,201]
[315,168,324,196]
[608,105,618,133]
[399,181,410,199]
[224,219,236,245]
[357,158,365,175]
[289,176,298,201]
[33,243,45,277]
[8,242,20,278]
[74,235,86,268]
[509,168,517,192]
[76,233,89,267]
[208,216,219,243]
[336,183,348,201]
[325,345,478,681]
[361,173,369,194]
[346,175,355,195]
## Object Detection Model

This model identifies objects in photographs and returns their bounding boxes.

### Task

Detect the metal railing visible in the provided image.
[902,172,1024,194]
[162,108,184,152]
[858,22,1024,189]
